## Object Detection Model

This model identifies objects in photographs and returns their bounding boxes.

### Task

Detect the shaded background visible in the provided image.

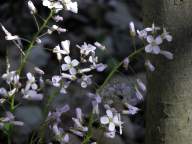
[0,0,146,144]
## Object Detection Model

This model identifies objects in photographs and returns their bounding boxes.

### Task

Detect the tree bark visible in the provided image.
[144,0,192,144]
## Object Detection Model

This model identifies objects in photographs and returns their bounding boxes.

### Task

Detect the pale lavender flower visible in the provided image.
[72,108,88,132]
[2,71,20,85]
[135,87,144,100]
[61,73,77,80]
[34,67,45,75]
[87,93,101,114]
[62,0,78,13]
[95,63,107,72]
[123,57,130,70]
[145,35,162,54]
[94,42,106,50]
[79,75,92,88]
[61,56,79,75]
[145,60,155,72]
[137,29,148,39]
[1,24,20,41]
[22,90,43,101]
[160,50,173,60]
[28,0,37,14]
[129,21,136,37]
[51,123,69,144]
[49,25,67,34]
[145,23,160,33]
[122,103,140,115]
[105,131,116,138]
[136,79,146,92]
[100,110,122,133]
[42,0,63,13]
[161,28,173,42]
[53,15,64,22]
[53,40,70,61]
[77,43,96,56]
[1,112,24,127]
[52,75,62,87]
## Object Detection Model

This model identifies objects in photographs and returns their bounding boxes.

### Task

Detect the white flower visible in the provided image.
[23,90,43,101]
[105,131,116,138]
[77,43,96,55]
[1,112,24,126]
[42,0,63,13]
[122,103,140,115]
[2,71,20,85]
[72,108,88,134]
[80,75,92,88]
[94,42,106,50]
[48,25,67,34]
[100,110,121,132]
[26,72,38,90]
[123,57,130,70]
[129,21,136,37]
[135,87,144,100]
[28,0,37,14]
[87,93,101,114]
[145,60,155,72]
[95,63,107,72]
[160,50,173,60]
[136,79,146,92]
[137,29,148,39]
[53,40,70,61]
[0,88,8,96]
[1,24,20,41]
[52,75,62,87]
[61,73,77,80]
[89,54,98,66]
[53,15,64,22]
[145,35,162,54]
[64,1,78,13]
[145,23,160,33]
[161,28,173,42]
[52,123,69,143]
[61,56,79,75]
[34,67,45,75]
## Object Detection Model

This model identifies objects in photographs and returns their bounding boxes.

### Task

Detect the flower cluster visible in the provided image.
[48,104,70,143]
[42,0,78,13]
[100,109,123,138]
[52,40,107,93]
[0,0,174,143]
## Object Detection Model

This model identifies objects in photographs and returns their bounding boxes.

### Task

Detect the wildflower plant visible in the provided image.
[0,1,173,144]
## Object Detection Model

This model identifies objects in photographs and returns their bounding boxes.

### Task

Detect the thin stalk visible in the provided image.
[97,47,144,93]
[17,10,54,75]
[82,113,94,144]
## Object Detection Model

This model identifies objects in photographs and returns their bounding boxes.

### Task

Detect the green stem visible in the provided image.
[82,113,94,144]
[17,10,54,75]
[97,47,144,93]
[82,48,144,143]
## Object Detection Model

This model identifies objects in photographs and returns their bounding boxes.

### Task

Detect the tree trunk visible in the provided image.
[144,0,192,144]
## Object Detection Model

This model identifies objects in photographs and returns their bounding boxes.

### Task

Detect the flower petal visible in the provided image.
[61,64,69,71]
[152,46,161,54]
[155,36,163,45]
[108,122,115,132]
[64,56,71,64]
[146,35,154,43]
[106,110,113,118]
[145,44,153,53]
[61,40,70,54]
[71,59,79,67]
[113,115,119,125]
[100,116,109,125]
[69,68,77,75]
